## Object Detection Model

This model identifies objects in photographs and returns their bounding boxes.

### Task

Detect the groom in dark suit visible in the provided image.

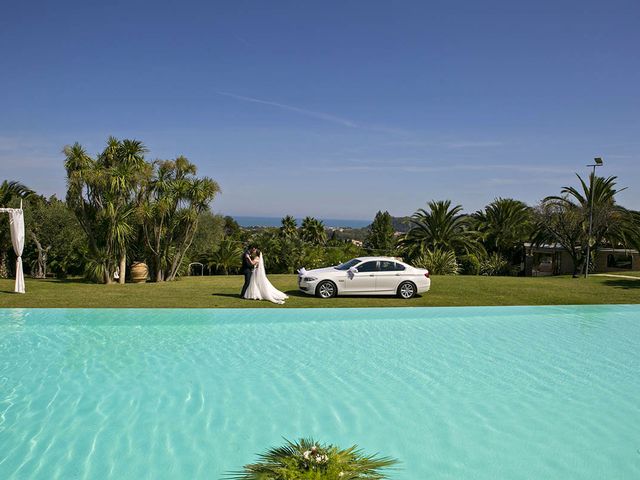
[240,245,258,298]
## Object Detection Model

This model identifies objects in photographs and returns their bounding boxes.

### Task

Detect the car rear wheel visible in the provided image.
[316,280,337,299]
[397,281,416,299]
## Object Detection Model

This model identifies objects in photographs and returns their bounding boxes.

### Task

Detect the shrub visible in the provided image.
[458,254,480,275]
[322,242,366,268]
[228,438,398,480]
[479,252,510,276]
[413,248,459,275]
[302,245,329,270]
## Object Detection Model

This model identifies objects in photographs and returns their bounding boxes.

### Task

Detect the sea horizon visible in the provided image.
[230,215,371,229]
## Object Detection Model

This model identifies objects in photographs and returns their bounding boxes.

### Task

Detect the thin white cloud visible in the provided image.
[306,161,576,175]
[216,91,358,128]
[606,154,633,159]
[382,140,435,147]
[446,141,504,148]
[382,140,504,149]
[0,136,28,151]
[484,178,531,187]
[232,33,253,47]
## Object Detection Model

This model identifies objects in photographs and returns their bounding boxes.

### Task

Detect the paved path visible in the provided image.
[592,274,640,280]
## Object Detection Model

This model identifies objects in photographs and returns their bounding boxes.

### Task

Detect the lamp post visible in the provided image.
[584,157,603,278]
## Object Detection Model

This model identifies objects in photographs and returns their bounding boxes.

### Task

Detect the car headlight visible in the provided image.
[303,277,318,282]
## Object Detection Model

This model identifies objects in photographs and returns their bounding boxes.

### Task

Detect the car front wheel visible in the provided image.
[397,281,416,299]
[316,280,337,299]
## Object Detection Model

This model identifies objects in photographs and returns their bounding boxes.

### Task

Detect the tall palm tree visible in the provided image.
[401,200,482,260]
[65,138,148,283]
[540,174,640,275]
[473,198,533,263]
[65,142,106,280]
[101,137,148,283]
[300,216,327,245]
[141,156,220,281]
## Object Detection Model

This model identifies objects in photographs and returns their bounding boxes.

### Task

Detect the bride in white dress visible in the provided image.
[244,251,288,304]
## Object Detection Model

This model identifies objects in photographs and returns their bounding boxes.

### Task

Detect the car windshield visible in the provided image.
[334,258,362,270]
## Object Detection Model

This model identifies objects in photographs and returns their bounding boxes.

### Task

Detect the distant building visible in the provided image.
[524,243,640,276]
[351,239,363,247]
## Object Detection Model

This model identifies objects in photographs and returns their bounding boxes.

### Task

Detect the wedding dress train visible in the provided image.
[244,253,288,304]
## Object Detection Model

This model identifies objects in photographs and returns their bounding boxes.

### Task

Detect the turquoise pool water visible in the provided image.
[1,306,639,479]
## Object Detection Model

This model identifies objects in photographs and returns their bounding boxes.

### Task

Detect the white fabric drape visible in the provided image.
[0,207,25,293]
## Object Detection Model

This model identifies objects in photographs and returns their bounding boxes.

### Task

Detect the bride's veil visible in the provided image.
[254,252,288,304]
[257,252,266,276]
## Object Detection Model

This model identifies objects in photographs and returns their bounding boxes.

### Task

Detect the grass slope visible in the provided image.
[1,274,639,308]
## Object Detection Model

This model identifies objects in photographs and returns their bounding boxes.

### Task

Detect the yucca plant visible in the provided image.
[227,438,398,480]
[414,247,459,275]
[479,252,510,276]
[83,248,113,283]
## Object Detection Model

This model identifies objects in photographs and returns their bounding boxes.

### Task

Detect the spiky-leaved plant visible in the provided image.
[414,247,459,275]
[227,438,398,480]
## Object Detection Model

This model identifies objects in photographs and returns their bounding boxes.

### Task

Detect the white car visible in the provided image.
[298,256,431,299]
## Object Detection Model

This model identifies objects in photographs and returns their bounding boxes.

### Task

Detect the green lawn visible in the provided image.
[1,274,638,308]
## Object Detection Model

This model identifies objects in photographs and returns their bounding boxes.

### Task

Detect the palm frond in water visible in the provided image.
[225,437,398,480]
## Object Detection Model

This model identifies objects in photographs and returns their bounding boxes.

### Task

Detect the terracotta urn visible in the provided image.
[130,262,149,283]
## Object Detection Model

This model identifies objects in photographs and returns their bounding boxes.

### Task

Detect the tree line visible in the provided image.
[1,137,639,281]
[218,172,639,278]
[398,175,640,276]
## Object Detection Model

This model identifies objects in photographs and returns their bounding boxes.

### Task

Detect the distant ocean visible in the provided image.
[232,215,370,229]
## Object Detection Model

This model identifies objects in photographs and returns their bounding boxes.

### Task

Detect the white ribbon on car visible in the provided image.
[297,267,308,277]
[347,266,358,279]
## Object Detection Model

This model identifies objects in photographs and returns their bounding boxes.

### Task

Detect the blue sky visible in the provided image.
[1,0,639,219]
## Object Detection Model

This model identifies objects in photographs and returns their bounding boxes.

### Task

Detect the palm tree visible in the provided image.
[473,198,533,263]
[228,438,398,480]
[0,180,35,278]
[65,142,107,281]
[208,238,243,274]
[65,138,148,283]
[0,180,34,206]
[540,174,640,275]
[300,216,327,245]
[102,138,148,283]
[280,215,298,239]
[401,200,482,260]
[141,156,220,281]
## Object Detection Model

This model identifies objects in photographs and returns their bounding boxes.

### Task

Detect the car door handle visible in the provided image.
[369,274,375,277]
[395,273,400,276]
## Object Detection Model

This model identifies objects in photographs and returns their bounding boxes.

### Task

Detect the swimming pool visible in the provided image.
[1,306,639,479]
